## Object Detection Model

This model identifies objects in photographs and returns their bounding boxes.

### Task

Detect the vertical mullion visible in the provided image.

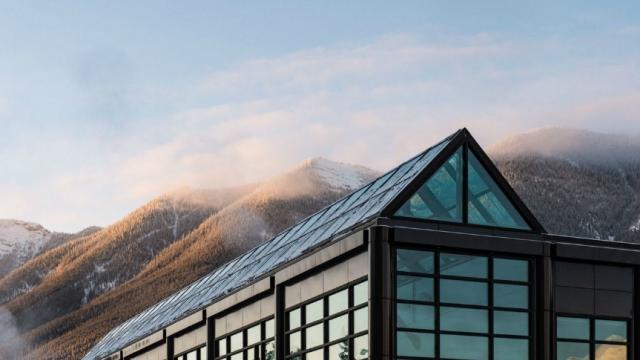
[349,284,354,360]
[590,319,595,360]
[435,251,440,359]
[324,296,329,360]
[488,256,494,360]
[462,142,469,224]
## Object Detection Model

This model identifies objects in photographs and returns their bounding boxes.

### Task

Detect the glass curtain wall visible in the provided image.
[395,248,532,360]
[215,318,275,360]
[556,316,628,360]
[285,280,369,360]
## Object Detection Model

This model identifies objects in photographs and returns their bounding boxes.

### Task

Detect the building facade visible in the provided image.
[84,129,640,360]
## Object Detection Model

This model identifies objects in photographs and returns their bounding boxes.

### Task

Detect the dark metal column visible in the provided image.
[369,226,393,360]
[206,316,215,360]
[536,243,553,360]
[275,283,286,360]
[166,334,174,360]
[633,266,639,360]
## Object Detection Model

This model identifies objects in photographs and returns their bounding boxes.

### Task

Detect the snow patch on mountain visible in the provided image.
[302,157,381,191]
[0,220,51,258]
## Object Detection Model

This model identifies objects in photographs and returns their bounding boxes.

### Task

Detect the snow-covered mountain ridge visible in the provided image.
[0,220,51,257]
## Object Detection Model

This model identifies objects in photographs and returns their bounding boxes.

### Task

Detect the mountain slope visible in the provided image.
[0,185,252,349]
[490,128,640,242]
[18,158,379,360]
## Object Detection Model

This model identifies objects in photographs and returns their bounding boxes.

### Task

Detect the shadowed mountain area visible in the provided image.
[490,128,640,242]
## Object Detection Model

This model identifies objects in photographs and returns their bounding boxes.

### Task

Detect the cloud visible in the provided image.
[1,33,639,231]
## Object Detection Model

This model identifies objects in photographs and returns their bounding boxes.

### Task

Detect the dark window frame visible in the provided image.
[394,246,535,360]
[284,277,369,360]
[213,317,275,360]
[554,314,630,360]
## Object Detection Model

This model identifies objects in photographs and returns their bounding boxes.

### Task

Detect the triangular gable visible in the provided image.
[386,129,545,233]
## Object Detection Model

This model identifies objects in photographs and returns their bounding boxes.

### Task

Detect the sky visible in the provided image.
[0,1,639,232]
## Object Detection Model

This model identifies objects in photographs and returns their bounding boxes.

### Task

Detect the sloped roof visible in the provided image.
[84,130,461,360]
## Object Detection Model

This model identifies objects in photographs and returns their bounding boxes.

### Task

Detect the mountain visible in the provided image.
[0,220,100,279]
[490,128,640,242]
[0,158,379,360]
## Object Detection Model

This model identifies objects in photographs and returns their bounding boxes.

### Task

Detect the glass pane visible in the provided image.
[218,338,227,356]
[329,341,349,360]
[595,320,627,342]
[247,347,257,360]
[557,317,590,340]
[354,334,369,360]
[397,275,434,302]
[230,332,243,352]
[397,249,434,274]
[305,324,324,348]
[265,319,275,338]
[353,281,368,306]
[329,289,348,315]
[440,279,487,305]
[395,147,463,222]
[289,308,301,329]
[397,331,434,358]
[440,306,488,333]
[557,341,590,360]
[200,347,207,360]
[494,311,529,336]
[595,344,627,360]
[264,341,275,360]
[494,338,528,360]
[440,253,488,278]
[288,331,301,354]
[187,351,197,360]
[230,353,243,360]
[467,151,530,230]
[494,284,528,309]
[247,324,261,345]
[494,258,528,282]
[440,334,488,360]
[329,314,349,341]
[305,349,323,360]
[305,300,324,324]
[354,306,368,333]
[397,303,434,330]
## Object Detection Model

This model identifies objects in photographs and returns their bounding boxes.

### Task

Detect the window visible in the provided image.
[394,145,533,231]
[395,147,463,223]
[395,248,531,360]
[556,316,628,360]
[215,318,275,360]
[467,151,530,230]
[175,346,207,360]
[286,280,368,360]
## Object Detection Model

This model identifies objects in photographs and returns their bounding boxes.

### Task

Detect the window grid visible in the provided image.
[174,345,207,360]
[285,279,369,360]
[395,248,533,360]
[555,315,629,360]
[214,318,275,360]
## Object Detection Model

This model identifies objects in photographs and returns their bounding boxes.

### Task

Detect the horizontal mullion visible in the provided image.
[556,338,590,343]
[396,272,531,286]
[492,334,531,340]
[595,340,628,345]
[396,327,436,334]
[289,331,369,356]
[285,305,367,334]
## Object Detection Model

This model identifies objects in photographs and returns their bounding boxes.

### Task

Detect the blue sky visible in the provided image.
[0,1,639,231]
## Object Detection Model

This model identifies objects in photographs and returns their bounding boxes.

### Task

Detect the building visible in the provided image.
[83,128,639,360]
